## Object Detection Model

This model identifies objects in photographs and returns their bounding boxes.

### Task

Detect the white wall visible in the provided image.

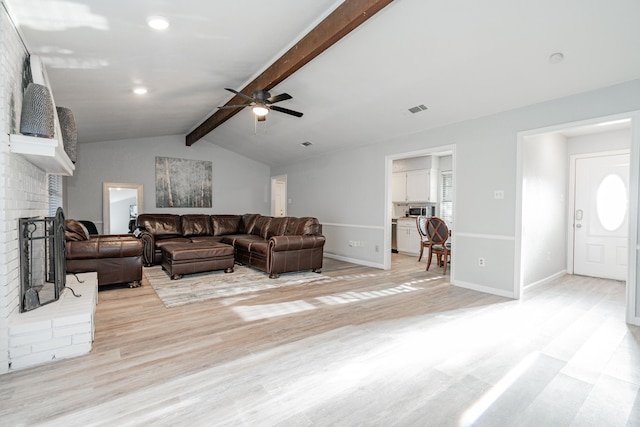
[273,79,640,297]
[392,156,430,172]
[110,196,136,234]
[520,133,568,286]
[0,7,50,373]
[66,135,271,227]
[568,128,630,155]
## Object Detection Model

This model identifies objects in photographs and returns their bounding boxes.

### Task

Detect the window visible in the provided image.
[48,174,63,216]
[596,173,627,231]
[440,171,453,228]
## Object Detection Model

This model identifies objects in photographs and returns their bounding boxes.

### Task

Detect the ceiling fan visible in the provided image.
[219,88,303,121]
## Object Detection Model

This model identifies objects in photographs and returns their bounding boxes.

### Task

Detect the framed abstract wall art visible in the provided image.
[155,156,212,208]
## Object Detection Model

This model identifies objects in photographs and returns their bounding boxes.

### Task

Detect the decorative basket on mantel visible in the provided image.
[20,82,55,139]
[56,106,77,163]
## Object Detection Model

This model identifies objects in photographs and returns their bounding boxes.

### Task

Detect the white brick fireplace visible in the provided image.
[1,4,83,373]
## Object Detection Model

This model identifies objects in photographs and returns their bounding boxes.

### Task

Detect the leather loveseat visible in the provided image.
[136,213,325,279]
[64,219,143,287]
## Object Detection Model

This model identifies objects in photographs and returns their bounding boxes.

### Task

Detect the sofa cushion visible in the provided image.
[212,215,242,236]
[219,234,256,246]
[251,216,273,238]
[265,217,288,239]
[284,217,319,236]
[137,214,182,238]
[240,213,260,234]
[233,237,269,256]
[155,237,191,251]
[181,214,212,236]
[189,235,225,244]
[65,219,89,241]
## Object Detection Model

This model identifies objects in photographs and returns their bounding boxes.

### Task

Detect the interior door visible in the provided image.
[573,153,629,280]
[271,176,287,217]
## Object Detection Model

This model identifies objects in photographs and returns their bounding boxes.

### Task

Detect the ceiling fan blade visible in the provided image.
[266,93,292,104]
[218,104,250,109]
[224,88,255,102]
[270,105,303,118]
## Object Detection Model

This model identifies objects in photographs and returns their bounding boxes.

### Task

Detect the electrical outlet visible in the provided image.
[478,257,485,267]
[494,190,504,200]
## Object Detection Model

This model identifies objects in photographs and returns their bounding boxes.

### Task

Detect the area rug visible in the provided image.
[145,265,329,308]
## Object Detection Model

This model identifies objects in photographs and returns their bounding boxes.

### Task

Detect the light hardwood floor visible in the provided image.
[1,255,639,426]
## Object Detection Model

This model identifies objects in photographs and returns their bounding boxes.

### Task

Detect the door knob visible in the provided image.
[576,224,582,228]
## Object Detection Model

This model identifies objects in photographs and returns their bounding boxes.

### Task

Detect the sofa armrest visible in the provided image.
[269,235,325,252]
[138,230,156,266]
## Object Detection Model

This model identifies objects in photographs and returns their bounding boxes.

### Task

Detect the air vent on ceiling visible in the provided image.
[408,104,428,114]
[301,141,313,147]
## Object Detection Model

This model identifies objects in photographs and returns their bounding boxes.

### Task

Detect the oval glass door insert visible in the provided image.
[596,173,627,231]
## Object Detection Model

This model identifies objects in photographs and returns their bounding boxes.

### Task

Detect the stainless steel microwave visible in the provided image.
[408,207,426,216]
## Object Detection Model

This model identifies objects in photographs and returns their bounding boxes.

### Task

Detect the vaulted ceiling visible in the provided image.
[6,0,640,167]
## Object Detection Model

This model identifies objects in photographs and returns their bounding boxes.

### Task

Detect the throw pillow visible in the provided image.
[64,219,90,241]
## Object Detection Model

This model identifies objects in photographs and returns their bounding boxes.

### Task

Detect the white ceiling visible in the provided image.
[6,0,640,167]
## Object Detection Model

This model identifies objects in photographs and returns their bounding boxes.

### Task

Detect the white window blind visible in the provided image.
[48,174,63,216]
[440,171,453,228]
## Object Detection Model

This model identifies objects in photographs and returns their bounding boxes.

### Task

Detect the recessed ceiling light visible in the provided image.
[549,52,564,64]
[146,16,170,30]
[133,87,148,95]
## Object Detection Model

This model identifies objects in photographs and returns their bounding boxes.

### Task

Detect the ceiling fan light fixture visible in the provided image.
[252,103,269,117]
[147,16,170,31]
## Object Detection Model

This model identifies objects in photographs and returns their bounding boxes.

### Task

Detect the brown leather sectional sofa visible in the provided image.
[64,219,143,287]
[136,213,325,278]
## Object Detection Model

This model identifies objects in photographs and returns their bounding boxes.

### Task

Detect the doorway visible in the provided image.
[271,175,287,217]
[570,152,630,280]
[384,145,456,273]
[516,112,639,324]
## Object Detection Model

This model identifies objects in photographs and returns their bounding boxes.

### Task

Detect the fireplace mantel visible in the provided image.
[9,134,74,176]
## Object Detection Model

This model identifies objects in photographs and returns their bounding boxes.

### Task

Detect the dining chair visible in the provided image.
[416,216,430,262]
[425,217,451,274]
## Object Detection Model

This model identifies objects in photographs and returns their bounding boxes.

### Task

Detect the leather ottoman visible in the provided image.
[161,242,235,280]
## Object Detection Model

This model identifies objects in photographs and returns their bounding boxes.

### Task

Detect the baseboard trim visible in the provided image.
[452,279,516,299]
[627,313,640,326]
[523,270,567,291]
[324,253,385,270]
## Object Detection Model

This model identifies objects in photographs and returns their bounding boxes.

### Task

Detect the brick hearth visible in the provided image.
[8,273,98,370]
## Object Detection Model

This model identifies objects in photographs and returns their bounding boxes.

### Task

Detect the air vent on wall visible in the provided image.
[408,104,428,114]
[301,141,313,147]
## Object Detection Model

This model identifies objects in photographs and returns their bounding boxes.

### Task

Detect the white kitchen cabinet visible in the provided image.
[396,218,420,255]
[406,170,430,202]
[392,169,433,203]
[392,173,407,203]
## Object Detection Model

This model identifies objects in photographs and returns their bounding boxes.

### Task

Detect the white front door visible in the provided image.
[573,153,629,280]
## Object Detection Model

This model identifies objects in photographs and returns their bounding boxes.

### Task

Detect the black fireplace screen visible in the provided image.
[19,207,66,312]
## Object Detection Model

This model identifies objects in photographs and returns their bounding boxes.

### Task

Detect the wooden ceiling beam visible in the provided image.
[186,0,395,146]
